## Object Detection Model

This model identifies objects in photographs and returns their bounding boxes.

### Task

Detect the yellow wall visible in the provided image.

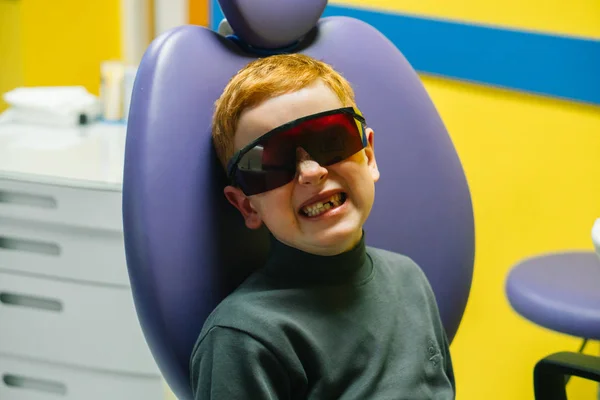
[19,0,122,95]
[335,0,600,39]
[330,0,600,399]
[0,0,24,111]
[0,0,122,109]
[426,76,600,399]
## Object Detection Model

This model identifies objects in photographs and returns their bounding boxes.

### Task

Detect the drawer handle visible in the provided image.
[0,190,57,209]
[3,373,67,395]
[0,236,61,256]
[0,292,63,312]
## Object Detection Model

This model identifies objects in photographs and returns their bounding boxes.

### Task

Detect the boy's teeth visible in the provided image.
[302,193,344,217]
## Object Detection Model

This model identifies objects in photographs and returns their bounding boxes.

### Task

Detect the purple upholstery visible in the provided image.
[123,5,474,399]
[506,252,600,340]
[218,0,327,48]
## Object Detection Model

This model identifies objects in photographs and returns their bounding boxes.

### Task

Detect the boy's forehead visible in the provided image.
[233,80,344,150]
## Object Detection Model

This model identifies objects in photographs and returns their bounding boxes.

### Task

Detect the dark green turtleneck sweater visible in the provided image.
[190,234,455,399]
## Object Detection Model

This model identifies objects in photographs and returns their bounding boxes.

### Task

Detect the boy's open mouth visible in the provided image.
[300,192,347,218]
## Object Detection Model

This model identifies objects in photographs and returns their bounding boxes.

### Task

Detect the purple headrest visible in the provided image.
[218,0,327,48]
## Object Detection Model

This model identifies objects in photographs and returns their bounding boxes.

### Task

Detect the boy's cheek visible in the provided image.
[253,190,292,217]
[344,150,369,166]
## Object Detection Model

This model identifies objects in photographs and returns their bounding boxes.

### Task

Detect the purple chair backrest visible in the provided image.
[123,1,475,398]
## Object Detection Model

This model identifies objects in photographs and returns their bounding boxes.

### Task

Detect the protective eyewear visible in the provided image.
[227,107,368,196]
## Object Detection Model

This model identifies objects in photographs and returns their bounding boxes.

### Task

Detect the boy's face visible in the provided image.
[224,79,380,256]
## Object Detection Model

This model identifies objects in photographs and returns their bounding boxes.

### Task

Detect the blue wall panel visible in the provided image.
[210,1,600,106]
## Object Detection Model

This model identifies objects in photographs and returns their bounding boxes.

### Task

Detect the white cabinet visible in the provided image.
[0,122,165,399]
[0,354,164,400]
[0,212,129,286]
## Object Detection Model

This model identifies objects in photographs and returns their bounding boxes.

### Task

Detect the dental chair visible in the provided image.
[122,1,475,399]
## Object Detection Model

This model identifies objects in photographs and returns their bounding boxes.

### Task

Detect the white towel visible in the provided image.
[2,86,101,127]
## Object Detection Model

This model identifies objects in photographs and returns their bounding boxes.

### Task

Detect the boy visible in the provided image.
[190,54,455,399]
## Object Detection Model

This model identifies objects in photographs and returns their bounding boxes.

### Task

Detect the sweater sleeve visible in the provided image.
[190,326,291,400]
[441,329,456,396]
[409,255,457,397]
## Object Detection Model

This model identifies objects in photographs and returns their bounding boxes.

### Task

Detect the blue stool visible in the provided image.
[506,246,600,400]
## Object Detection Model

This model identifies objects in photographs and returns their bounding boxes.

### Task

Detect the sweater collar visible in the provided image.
[263,231,372,285]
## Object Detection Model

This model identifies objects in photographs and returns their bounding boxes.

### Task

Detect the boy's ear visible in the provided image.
[223,186,263,229]
[364,127,380,182]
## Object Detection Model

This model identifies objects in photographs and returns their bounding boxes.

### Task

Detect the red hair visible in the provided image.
[212,54,356,167]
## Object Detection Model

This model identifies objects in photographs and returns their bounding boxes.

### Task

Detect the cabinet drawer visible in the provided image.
[0,272,159,376]
[0,178,122,232]
[0,218,129,286]
[0,354,164,400]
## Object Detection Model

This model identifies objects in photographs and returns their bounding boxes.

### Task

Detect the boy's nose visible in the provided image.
[296,147,327,186]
